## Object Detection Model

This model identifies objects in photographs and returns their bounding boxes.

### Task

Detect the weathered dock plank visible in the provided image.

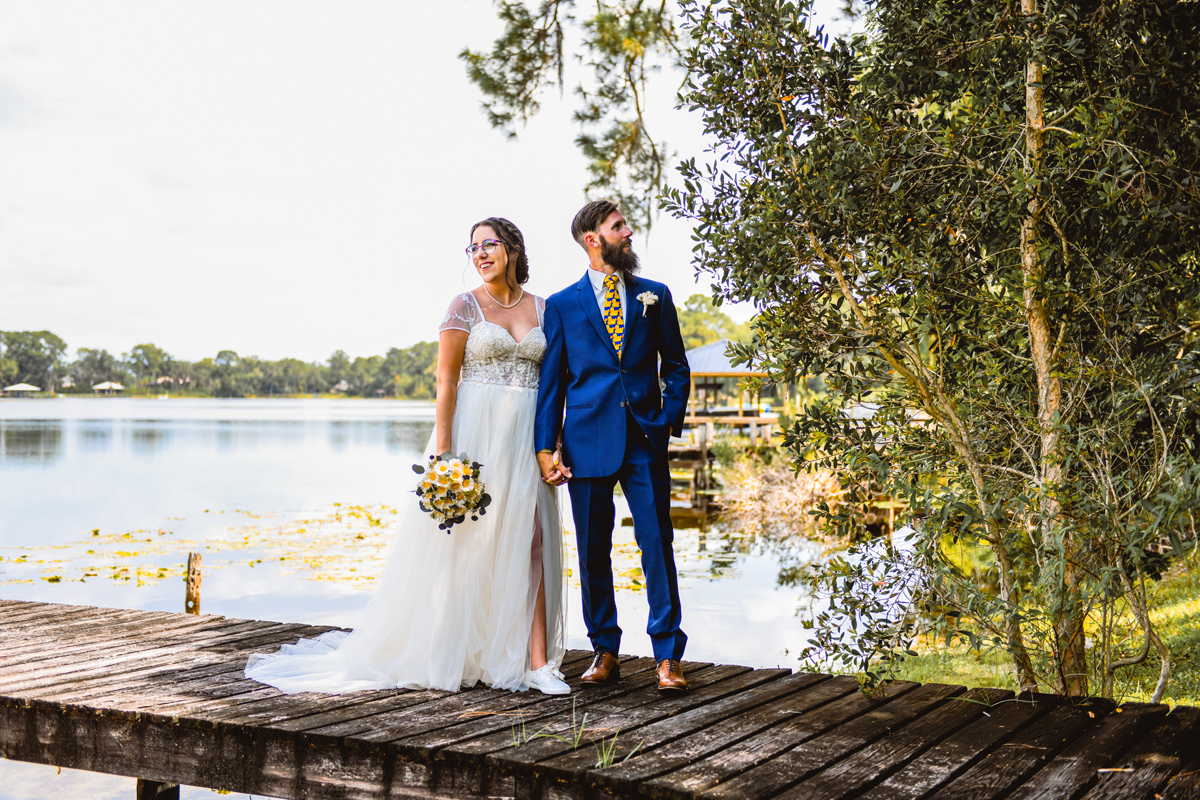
[641,679,923,799]
[854,693,1052,800]
[1004,703,1169,800]
[2,620,319,695]
[697,682,970,800]
[472,663,771,794]
[775,687,1016,800]
[585,671,837,795]
[3,599,1197,800]
[924,698,1112,800]
[1079,706,1200,800]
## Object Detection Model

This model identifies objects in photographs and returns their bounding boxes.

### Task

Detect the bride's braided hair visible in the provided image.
[470,217,529,287]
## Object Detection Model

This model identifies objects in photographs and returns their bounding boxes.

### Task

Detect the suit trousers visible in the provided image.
[567,412,687,661]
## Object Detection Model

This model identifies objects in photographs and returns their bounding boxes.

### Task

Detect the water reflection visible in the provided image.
[0,412,436,467]
[385,420,434,453]
[1,422,64,466]
[664,508,831,590]
[130,425,169,455]
[330,420,352,450]
[78,424,114,453]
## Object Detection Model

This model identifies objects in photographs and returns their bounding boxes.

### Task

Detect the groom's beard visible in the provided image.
[600,234,640,275]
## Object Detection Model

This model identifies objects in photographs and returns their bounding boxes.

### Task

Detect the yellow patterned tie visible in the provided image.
[602,274,623,356]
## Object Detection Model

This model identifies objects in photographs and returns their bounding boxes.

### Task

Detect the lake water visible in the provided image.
[0,397,820,799]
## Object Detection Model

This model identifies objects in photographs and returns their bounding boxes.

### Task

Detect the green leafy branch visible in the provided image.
[462,0,684,231]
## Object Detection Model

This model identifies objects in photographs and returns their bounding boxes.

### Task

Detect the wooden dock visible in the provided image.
[2,599,1199,799]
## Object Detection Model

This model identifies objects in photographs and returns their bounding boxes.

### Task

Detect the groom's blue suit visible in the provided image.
[535,270,691,661]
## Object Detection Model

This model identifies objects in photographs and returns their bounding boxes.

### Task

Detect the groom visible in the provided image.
[535,200,691,693]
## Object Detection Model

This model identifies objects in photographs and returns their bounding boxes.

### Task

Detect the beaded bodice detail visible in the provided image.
[438,291,546,390]
[460,322,545,389]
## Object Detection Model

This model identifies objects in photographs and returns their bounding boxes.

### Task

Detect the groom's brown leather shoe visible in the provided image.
[580,651,620,686]
[657,659,688,693]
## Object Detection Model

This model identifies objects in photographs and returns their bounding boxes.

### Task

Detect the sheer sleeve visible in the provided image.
[536,295,546,330]
[439,293,476,334]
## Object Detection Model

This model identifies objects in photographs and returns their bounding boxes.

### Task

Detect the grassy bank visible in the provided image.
[885,556,1200,708]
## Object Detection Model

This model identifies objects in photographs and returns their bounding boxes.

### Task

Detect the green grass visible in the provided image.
[1122,555,1200,707]
[885,647,1022,694]
[885,555,1200,708]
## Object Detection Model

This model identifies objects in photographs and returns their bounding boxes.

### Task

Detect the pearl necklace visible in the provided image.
[483,284,524,309]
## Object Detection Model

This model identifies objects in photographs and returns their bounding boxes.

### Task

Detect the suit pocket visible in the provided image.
[566,403,593,410]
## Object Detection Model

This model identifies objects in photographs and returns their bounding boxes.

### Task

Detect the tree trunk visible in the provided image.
[957,430,1040,692]
[1022,0,1087,696]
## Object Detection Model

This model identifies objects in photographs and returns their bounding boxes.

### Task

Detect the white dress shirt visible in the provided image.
[587,267,626,333]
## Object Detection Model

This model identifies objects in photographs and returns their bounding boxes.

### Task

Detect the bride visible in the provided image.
[245,217,570,696]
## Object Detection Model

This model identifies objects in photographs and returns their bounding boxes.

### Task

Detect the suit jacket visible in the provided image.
[535,271,690,478]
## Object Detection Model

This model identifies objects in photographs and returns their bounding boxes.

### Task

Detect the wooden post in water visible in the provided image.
[185,552,201,615]
[697,422,710,522]
[135,779,180,799]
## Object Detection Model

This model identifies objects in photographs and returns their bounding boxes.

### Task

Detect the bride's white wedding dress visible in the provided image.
[245,292,565,693]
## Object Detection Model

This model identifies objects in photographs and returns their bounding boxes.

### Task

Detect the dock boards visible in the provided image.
[2,599,1197,799]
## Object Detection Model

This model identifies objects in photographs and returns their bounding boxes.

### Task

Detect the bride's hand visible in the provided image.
[537,450,571,485]
[537,451,561,484]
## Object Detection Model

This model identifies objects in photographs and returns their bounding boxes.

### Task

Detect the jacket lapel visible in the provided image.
[575,271,620,361]
[624,274,643,345]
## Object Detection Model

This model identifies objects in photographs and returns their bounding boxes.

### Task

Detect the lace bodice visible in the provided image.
[440,292,546,389]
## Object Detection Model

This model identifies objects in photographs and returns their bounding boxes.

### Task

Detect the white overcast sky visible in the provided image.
[0,0,849,363]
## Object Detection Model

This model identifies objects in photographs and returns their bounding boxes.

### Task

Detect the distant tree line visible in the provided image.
[0,332,440,399]
[1,295,743,398]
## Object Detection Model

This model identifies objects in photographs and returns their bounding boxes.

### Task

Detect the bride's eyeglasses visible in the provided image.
[466,239,504,258]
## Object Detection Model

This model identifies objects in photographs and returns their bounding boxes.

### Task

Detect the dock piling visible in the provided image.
[136,780,180,800]
[184,552,201,614]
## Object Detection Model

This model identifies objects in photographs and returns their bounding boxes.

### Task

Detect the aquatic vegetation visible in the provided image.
[2,501,762,596]
[0,504,401,588]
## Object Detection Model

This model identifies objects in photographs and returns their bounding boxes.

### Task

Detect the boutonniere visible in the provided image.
[637,291,658,317]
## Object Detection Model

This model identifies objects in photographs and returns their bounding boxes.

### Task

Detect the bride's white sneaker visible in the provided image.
[527,663,570,695]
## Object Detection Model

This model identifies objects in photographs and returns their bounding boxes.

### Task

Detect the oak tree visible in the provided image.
[667,0,1200,696]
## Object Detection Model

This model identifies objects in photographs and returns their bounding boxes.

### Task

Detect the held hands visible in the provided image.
[537,449,572,486]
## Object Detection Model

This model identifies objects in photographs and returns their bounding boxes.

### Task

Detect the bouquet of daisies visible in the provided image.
[413,452,491,532]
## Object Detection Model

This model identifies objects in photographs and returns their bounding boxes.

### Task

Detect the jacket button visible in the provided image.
[619,401,626,408]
